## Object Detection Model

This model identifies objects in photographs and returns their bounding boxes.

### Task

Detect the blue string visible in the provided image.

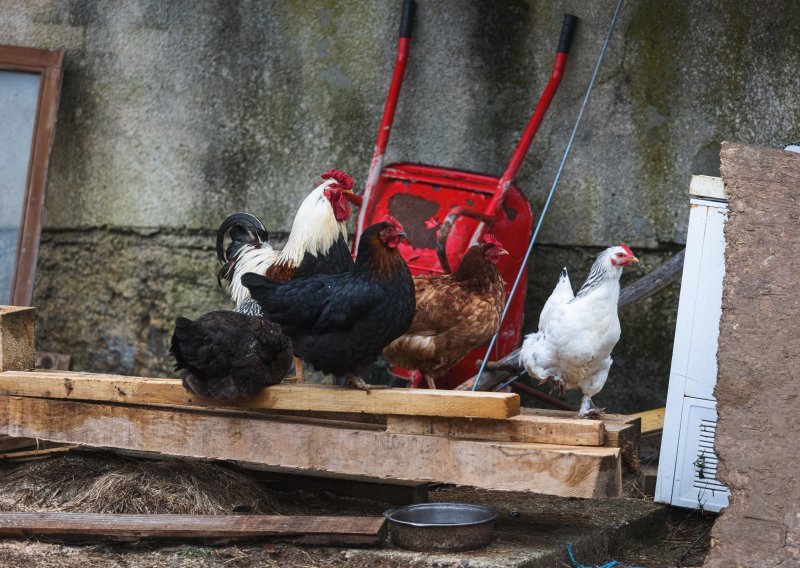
[565,544,642,568]
[472,0,624,391]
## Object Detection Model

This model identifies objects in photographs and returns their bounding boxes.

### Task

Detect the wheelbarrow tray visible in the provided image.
[363,162,532,389]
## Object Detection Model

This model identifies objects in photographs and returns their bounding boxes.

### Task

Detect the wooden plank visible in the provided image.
[0,445,76,461]
[385,414,604,446]
[0,307,36,372]
[632,407,665,434]
[0,396,621,498]
[0,512,386,545]
[603,422,641,472]
[0,370,519,419]
[519,407,641,471]
[519,406,637,424]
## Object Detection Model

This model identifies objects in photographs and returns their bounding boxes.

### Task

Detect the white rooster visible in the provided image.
[519,245,638,417]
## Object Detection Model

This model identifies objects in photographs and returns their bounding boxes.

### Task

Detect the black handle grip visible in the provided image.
[399,0,416,38]
[558,14,578,54]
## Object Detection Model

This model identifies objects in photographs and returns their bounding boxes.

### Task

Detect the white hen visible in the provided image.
[519,245,638,417]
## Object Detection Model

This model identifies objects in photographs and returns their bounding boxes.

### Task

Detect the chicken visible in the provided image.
[216,169,357,382]
[169,169,357,399]
[170,311,292,401]
[519,244,639,417]
[242,217,416,391]
[383,235,508,389]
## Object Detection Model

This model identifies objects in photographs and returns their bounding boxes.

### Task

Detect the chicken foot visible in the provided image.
[345,374,389,392]
[578,395,605,419]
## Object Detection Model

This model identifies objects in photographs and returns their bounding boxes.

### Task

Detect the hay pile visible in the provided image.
[0,454,281,515]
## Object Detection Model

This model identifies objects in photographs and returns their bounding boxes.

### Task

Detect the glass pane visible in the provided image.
[0,70,41,304]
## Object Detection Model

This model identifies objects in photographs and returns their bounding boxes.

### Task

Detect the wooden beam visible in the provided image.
[632,407,665,435]
[618,249,685,313]
[0,370,519,419]
[0,512,387,546]
[519,407,642,472]
[0,306,36,372]
[385,414,604,446]
[0,396,621,498]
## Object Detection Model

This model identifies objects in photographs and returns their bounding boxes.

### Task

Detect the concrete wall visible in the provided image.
[3,1,799,412]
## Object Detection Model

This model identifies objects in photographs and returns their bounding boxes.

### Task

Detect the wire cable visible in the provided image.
[473,0,624,390]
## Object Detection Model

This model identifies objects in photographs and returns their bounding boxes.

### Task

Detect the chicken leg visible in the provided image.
[577,360,611,418]
[294,357,305,384]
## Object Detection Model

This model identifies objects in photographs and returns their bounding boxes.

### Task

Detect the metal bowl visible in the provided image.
[384,503,497,552]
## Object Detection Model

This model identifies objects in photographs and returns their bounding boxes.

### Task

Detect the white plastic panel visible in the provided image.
[656,195,729,511]
[670,397,729,513]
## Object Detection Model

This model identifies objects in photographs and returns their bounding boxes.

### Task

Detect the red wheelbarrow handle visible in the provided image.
[436,207,495,274]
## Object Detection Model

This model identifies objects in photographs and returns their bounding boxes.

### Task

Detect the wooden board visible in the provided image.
[706,143,800,567]
[520,407,641,471]
[385,414,605,446]
[0,512,386,545]
[632,407,664,435]
[0,396,621,499]
[0,445,76,461]
[0,370,519,419]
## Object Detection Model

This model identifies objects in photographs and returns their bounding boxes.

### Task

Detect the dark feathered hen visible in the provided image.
[242,218,416,390]
[171,312,292,401]
[383,235,508,389]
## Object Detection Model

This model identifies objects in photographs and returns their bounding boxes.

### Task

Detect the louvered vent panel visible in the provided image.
[692,418,726,493]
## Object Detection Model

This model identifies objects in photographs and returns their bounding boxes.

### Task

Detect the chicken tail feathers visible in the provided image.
[170,317,207,371]
[241,272,282,304]
[216,213,270,289]
[216,213,269,264]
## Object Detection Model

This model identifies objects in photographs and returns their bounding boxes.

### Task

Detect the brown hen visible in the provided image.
[383,235,508,389]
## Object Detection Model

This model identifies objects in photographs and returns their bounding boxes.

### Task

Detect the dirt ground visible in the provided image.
[0,453,714,567]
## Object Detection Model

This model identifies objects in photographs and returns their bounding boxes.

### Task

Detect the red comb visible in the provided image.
[321,169,354,190]
[481,233,503,249]
[383,215,404,233]
[620,243,634,257]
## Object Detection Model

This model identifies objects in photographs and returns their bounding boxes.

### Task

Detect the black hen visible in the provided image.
[242,218,415,390]
[170,311,292,401]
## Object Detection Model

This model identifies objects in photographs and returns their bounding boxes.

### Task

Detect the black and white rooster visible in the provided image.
[170,170,357,400]
[519,245,638,417]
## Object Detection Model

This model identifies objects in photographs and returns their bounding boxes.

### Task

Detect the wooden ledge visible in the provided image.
[0,370,520,419]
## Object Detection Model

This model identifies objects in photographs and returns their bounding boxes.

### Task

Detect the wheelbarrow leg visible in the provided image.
[295,357,305,384]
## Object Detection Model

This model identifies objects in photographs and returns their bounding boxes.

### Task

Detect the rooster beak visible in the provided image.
[628,255,639,264]
[397,231,408,241]
[499,248,509,256]
[343,189,363,207]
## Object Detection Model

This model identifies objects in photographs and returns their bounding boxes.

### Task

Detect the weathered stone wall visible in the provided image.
[3,1,798,412]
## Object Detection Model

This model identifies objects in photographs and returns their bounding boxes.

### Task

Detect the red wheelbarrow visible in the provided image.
[352,2,577,388]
